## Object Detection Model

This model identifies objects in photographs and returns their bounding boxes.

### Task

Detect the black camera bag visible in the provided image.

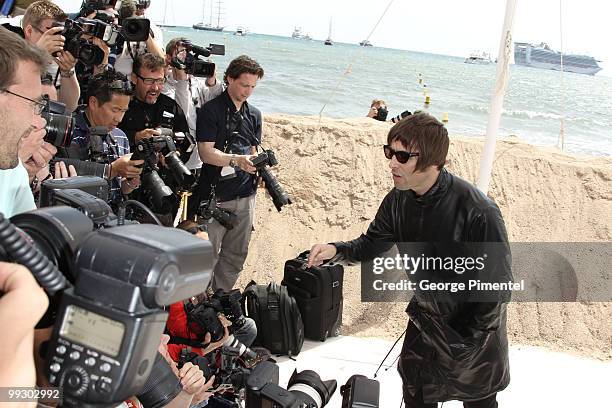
[282,251,343,341]
[242,281,304,356]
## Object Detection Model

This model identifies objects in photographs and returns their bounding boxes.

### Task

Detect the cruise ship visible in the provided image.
[514,42,602,76]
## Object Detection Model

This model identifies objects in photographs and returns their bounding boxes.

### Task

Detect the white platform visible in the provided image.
[273,336,612,407]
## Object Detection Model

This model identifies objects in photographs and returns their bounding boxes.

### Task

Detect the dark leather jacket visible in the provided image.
[333,169,511,403]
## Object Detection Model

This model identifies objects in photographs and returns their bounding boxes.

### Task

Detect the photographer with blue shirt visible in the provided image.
[0,27,47,217]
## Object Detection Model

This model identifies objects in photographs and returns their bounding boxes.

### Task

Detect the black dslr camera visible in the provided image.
[170,40,226,78]
[59,18,105,65]
[199,196,237,230]
[41,97,74,148]
[130,133,193,213]
[390,110,412,123]
[0,199,213,407]
[251,149,292,212]
[245,361,336,408]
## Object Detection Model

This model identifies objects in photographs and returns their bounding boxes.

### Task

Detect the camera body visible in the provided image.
[170,41,225,78]
[374,106,388,121]
[199,197,237,230]
[119,17,151,42]
[3,190,214,407]
[251,150,292,212]
[42,97,75,148]
[130,134,193,212]
[60,18,105,65]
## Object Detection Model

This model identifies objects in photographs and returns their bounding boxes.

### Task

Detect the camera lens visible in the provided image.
[287,369,337,408]
[44,112,74,148]
[258,167,292,212]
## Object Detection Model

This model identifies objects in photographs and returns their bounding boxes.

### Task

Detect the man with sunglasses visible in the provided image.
[57,69,144,204]
[0,27,47,217]
[308,112,511,408]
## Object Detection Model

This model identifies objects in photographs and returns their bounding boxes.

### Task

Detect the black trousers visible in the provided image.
[402,387,498,408]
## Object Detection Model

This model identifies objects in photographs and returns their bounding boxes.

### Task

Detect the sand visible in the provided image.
[235,114,612,360]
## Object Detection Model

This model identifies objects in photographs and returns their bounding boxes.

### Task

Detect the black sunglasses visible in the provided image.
[383,145,419,164]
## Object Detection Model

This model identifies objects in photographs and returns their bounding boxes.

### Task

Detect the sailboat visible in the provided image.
[157,0,176,28]
[193,0,225,32]
[324,18,333,45]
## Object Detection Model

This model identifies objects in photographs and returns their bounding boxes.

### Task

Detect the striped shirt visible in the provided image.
[71,110,131,202]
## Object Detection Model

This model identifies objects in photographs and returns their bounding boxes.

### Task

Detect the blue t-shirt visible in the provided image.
[70,111,131,202]
[0,162,36,218]
[196,91,262,202]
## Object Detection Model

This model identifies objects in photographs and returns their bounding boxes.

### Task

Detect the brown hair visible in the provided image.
[387,112,449,171]
[133,53,166,75]
[23,1,66,31]
[370,99,386,107]
[0,27,48,90]
[223,55,264,85]
[165,37,188,55]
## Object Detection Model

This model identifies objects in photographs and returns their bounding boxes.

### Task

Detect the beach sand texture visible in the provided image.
[236,114,612,360]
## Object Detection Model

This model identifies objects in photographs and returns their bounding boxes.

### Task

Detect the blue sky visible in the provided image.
[54,0,612,75]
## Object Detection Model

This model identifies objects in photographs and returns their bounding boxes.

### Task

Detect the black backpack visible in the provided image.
[242,281,304,357]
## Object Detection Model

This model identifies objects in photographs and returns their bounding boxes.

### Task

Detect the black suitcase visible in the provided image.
[282,251,343,341]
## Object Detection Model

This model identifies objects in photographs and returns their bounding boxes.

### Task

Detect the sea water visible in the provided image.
[162,28,612,157]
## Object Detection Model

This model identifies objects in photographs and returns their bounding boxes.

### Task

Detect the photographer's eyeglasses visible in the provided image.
[1,89,47,115]
[383,145,420,164]
[135,74,166,86]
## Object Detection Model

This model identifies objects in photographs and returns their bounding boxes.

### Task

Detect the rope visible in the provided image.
[557,0,566,151]
[317,0,396,123]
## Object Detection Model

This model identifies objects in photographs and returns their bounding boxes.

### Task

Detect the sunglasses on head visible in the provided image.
[383,145,419,164]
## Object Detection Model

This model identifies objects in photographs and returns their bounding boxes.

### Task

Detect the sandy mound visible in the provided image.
[235,114,612,360]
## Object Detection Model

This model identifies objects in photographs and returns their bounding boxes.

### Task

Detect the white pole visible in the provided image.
[477,0,519,194]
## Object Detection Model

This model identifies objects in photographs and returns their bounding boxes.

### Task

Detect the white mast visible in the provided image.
[477,0,519,194]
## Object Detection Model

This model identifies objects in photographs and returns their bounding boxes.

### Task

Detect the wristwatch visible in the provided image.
[59,68,75,78]
[229,154,237,167]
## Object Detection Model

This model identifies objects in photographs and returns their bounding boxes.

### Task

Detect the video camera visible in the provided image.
[245,361,336,408]
[251,149,292,212]
[41,96,75,148]
[170,40,226,78]
[0,191,214,407]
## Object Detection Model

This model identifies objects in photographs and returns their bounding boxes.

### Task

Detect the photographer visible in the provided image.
[113,0,164,76]
[163,37,223,171]
[0,26,47,217]
[196,55,264,291]
[60,69,144,203]
[4,1,81,112]
[367,98,412,123]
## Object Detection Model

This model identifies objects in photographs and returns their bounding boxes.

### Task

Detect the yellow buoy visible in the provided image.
[442,112,449,123]
[424,95,431,105]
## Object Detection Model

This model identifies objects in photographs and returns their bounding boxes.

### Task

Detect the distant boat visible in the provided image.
[291,27,312,40]
[514,42,602,76]
[234,26,247,36]
[464,51,492,64]
[193,0,224,31]
[324,18,333,46]
[157,0,176,27]
[359,40,373,47]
